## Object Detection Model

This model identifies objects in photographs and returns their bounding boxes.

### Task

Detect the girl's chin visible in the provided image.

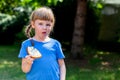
[41,35,48,39]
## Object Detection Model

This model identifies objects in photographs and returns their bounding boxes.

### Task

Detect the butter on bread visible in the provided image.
[27,46,42,58]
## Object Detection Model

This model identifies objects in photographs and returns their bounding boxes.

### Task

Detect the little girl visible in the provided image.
[18,6,66,80]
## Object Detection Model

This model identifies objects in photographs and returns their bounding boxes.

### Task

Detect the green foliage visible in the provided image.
[85,0,104,44]
[89,0,104,16]
[0,13,16,31]
[0,11,28,44]
[0,0,20,14]
[19,0,64,9]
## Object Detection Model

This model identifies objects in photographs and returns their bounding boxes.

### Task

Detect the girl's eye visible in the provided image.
[39,23,43,25]
[46,24,51,27]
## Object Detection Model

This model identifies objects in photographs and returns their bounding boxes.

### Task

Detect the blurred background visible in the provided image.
[1,0,120,80]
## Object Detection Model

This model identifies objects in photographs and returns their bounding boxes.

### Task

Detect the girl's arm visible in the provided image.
[58,59,66,80]
[21,55,34,73]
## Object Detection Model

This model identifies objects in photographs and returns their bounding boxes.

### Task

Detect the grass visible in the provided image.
[0,45,120,80]
[0,45,25,80]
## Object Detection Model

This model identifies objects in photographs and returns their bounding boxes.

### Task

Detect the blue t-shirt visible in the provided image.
[18,38,65,80]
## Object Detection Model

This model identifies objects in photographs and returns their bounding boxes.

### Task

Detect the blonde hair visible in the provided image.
[25,6,55,38]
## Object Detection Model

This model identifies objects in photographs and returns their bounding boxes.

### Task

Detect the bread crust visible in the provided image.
[27,46,42,58]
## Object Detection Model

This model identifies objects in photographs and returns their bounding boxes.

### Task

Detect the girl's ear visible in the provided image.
[31,21,35,28]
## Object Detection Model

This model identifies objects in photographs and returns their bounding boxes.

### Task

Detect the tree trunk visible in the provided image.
[71,0,87,59]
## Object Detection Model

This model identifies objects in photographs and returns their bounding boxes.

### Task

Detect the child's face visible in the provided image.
[31,19,53,39]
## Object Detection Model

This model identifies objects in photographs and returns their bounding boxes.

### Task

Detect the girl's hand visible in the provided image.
[25,55,34,64]
[21,55,35,73]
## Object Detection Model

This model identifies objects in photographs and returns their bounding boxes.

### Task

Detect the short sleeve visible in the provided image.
[56,41,65,59]
[18,41,28,58]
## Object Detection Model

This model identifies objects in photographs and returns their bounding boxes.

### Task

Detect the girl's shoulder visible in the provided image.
[21,38,31,45]
[50,38,60,43]
[50,38,62,46]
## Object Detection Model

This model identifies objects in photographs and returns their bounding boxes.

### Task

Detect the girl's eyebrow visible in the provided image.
[46,23,51,26]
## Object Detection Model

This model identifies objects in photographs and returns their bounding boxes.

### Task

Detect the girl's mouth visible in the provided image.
[42,32,47,34]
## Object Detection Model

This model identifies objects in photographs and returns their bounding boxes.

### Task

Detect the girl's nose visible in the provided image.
[42,25,47,29]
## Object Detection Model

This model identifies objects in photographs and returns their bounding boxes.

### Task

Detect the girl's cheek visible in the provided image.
[38,25,43,28]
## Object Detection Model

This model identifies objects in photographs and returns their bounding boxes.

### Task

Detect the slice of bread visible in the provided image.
[27,46,42,58]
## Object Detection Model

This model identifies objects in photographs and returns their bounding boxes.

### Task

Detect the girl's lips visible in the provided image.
[42,32,47,34]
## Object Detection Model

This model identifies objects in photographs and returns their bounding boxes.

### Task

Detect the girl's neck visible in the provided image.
[33,36,50,42]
